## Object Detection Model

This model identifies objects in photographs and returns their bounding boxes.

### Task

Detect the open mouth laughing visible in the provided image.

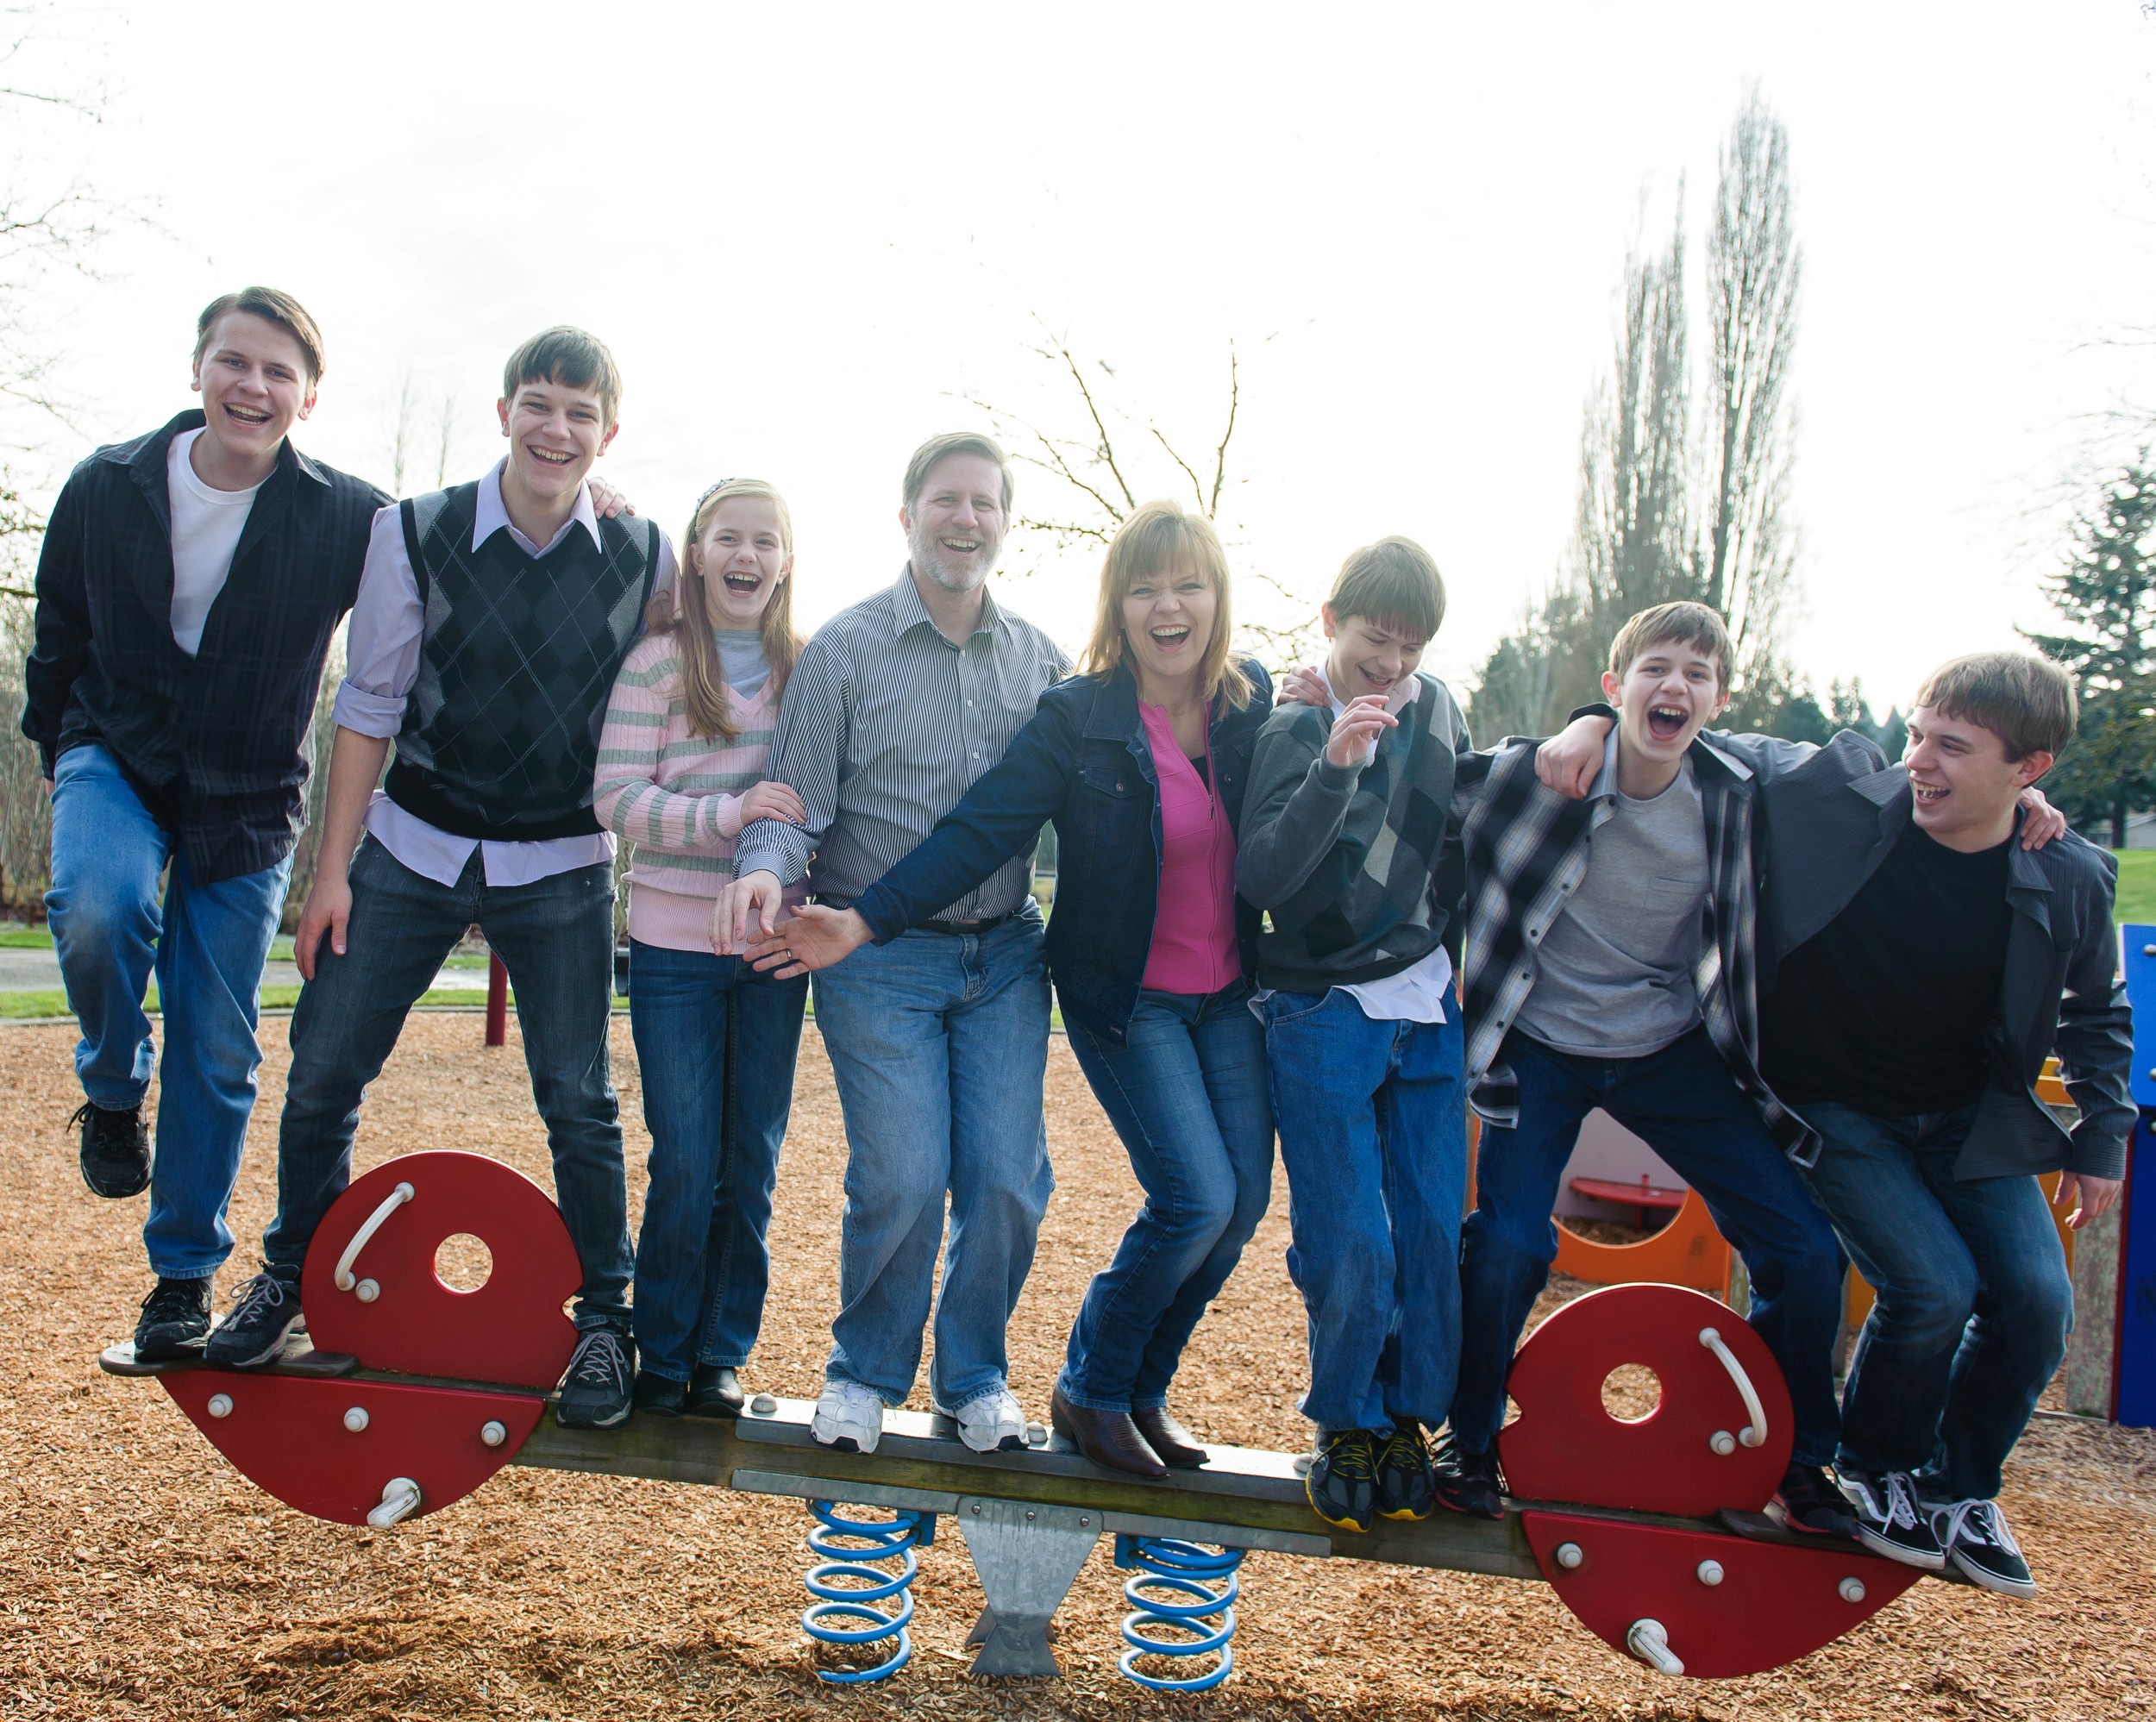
[1149,623,1192,651]
[527,446,577,470]
[1645,704,1689,742]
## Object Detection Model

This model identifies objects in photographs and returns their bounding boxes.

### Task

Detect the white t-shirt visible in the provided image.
[166,428,262,657]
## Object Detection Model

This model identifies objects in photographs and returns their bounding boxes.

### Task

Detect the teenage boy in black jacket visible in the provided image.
[23,289,385,1361]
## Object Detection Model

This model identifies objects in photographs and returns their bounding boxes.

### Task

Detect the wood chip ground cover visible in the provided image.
[0,1018,2149,1720]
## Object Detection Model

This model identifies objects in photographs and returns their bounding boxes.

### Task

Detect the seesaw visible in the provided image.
[100,1149,1922,1688]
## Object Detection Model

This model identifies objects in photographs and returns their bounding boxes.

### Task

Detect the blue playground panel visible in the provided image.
[2115,928,2155,1428]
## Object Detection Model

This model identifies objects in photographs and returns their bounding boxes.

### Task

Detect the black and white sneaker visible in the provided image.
[556,1329,636,1429]
[1928,1496,2035,1599]
[1838,1468,1946,1570]
[72,1100,149,1199]
[204,1271,304,1368]
[133,1276,210,1361]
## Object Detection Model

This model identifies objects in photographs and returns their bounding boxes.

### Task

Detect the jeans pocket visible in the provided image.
[1260,987,1334,1028]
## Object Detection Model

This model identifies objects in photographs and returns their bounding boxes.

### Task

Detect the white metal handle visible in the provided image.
[367,1476,422,1529]
[334,1182,415,1293]
[1626,1618,1684,1676]
[1699,1325,1767,1450]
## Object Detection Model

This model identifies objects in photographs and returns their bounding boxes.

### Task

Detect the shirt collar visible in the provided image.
[891,564,1004,642]
[475,459,604,557]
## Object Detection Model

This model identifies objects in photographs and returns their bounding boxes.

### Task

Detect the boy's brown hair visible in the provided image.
[1913,650,2078,761]
[193,287,327,385]
[502,326,624,429]
[1326,535,1445,641]
[1607,600,1736,692]
[901,430,1012,514]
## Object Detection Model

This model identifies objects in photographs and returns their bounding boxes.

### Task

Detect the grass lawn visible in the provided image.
[2110,848,2156,930]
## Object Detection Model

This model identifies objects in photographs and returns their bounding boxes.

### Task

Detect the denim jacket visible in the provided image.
[853,659,1274,1041]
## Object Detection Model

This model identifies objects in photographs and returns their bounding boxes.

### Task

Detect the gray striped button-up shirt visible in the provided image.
[734,568,1071,923]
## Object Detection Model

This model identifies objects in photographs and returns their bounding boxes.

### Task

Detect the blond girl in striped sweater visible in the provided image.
[592,478,807,1418]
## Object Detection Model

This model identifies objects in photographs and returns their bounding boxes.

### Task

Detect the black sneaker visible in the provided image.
[1927,1496,2035,1599]
[1836,1468,1946,1569]
[557,1329,636,1429]
[632,1371,686,1418]
[1376,1419,1436,1521]
[1777,1462,1860,1537]
[1307,1428,1378,1534]
[686,1363,745,1418]
[1432,1431,1506,1519]
[204,1271,304,1369]
[72,1100,149,1199]
[133,1276,210,1361]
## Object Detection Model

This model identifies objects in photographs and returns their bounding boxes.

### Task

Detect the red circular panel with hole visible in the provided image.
[1500,1281,1792,1516]
[301,1150,580,1387]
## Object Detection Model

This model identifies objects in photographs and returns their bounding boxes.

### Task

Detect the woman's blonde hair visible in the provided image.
[1076,500,1252,711]
[659,478,802,741]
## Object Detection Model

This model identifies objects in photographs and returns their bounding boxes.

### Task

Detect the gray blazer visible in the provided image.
[1720,727,2134,1182]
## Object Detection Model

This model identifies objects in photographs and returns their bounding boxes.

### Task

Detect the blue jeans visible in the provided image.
[1260,988,1468,1434]
[264,836,632,1328]
[1799,1101,2072,1501]
[46,744,291,1281]
[808,907,1055,1408]
[1061,980,1274,1411]
[1452,1028,1846,1467]
[628,938,808,1381]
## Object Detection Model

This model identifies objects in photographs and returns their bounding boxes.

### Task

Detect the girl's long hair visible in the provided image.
[658,478,802,741]
[1076,499,1252,710]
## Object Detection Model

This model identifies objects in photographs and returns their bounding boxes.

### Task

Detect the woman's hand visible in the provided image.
[2015,785,2067,849]
[746,904,872,979]
[1325,694,1397,768]
[1278,663,1328,707]
[737,780,807,827]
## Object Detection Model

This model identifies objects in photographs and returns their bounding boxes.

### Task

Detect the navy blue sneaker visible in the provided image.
[204,1271,304,1369]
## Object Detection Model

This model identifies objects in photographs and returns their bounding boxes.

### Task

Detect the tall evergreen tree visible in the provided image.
[2025,457,2156,847]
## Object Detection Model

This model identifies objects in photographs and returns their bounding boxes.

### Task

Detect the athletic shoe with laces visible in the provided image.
[555,1329,636,1429]
[1432,1431,1506,1519]
[1307,1428,1379,1534]
[133,1275,210,1362]
[1927,1496,2035,1598]
[1836,1468,1946,1569]
[813,1379,887,1453]
[938,1386,1029,1453]
[204,1271,305,1368]
[1776,1461,1860,1537]
[1376,1419,1437,1520]
[72,1100,148,1199]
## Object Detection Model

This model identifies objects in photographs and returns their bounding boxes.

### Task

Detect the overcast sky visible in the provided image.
[15,1,2156,709]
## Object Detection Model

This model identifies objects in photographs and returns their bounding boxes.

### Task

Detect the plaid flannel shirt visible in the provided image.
[1453,730,1823,1167]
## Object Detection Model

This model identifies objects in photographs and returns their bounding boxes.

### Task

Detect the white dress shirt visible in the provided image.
[330,461,679,887]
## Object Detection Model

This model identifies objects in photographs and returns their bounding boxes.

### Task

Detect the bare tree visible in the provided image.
[1701,86,1802,698]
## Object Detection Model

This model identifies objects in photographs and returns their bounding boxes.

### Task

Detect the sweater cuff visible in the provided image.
[1314,756,1363,792]
[711,792,746,842]
[851,884,909,945]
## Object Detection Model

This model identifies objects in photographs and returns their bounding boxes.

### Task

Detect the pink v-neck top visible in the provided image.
[1138,703,1241,994]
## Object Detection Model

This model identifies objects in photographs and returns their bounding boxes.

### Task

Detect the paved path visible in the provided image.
[0,949,490,992]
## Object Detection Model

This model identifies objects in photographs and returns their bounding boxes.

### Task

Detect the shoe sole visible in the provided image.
[1379,1505,1435,1521]
[1305,1482,1373,1535]
[81,1164,150,1199]
[556,1406,632,1430]
[1947,1548,2035,1599]
[684,1399,743,1419]
[1855,1524,1948,1571]
[206,1314,304,1371]
[132,1333,208,1362]
[814,1430,881,1455]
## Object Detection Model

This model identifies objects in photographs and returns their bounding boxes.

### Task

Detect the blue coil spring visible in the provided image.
[1113,1533,1244,1692]
[800,1501,935,1683]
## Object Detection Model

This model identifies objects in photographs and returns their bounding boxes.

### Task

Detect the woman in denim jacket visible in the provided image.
[758,500,1274,1476]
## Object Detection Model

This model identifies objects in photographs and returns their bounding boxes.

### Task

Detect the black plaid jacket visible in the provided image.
[22,411,386,883]
[1453,730,1822,1166]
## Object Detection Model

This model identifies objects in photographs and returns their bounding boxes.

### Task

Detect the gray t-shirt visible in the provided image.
[1514,757,1707,1058]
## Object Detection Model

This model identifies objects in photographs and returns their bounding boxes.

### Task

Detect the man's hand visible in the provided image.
[2054,1171,2122,1230]
[1535,714,1614,799]
[1279,663,1327,707]
[712,870,785,954]
[2016,786,2067,849]
[1325,694,1396,767]
[736,780,807,827]
[747,904,872,979]
[588,477,636,519]
[293,871,354,981]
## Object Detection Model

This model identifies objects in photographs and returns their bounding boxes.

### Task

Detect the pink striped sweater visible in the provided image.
[592,632,806,953]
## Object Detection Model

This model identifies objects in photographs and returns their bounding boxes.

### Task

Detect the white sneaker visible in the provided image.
[940,1386,1028,1454]
[812,1379,886,1454]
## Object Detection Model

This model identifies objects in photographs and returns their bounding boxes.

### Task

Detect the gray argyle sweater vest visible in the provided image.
[383,482,660,841]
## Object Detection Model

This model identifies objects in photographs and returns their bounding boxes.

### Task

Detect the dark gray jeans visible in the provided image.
[262,836,630,1329]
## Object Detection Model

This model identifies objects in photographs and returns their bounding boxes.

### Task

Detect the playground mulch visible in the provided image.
[0,1014,2150,1722]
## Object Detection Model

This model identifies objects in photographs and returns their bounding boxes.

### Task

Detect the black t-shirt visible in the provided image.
[1759,821,2013,1115]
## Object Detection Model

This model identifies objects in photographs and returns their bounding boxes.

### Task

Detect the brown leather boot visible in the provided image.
[1132,1405,1209,1468]
[1051,1384,1168,1479]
